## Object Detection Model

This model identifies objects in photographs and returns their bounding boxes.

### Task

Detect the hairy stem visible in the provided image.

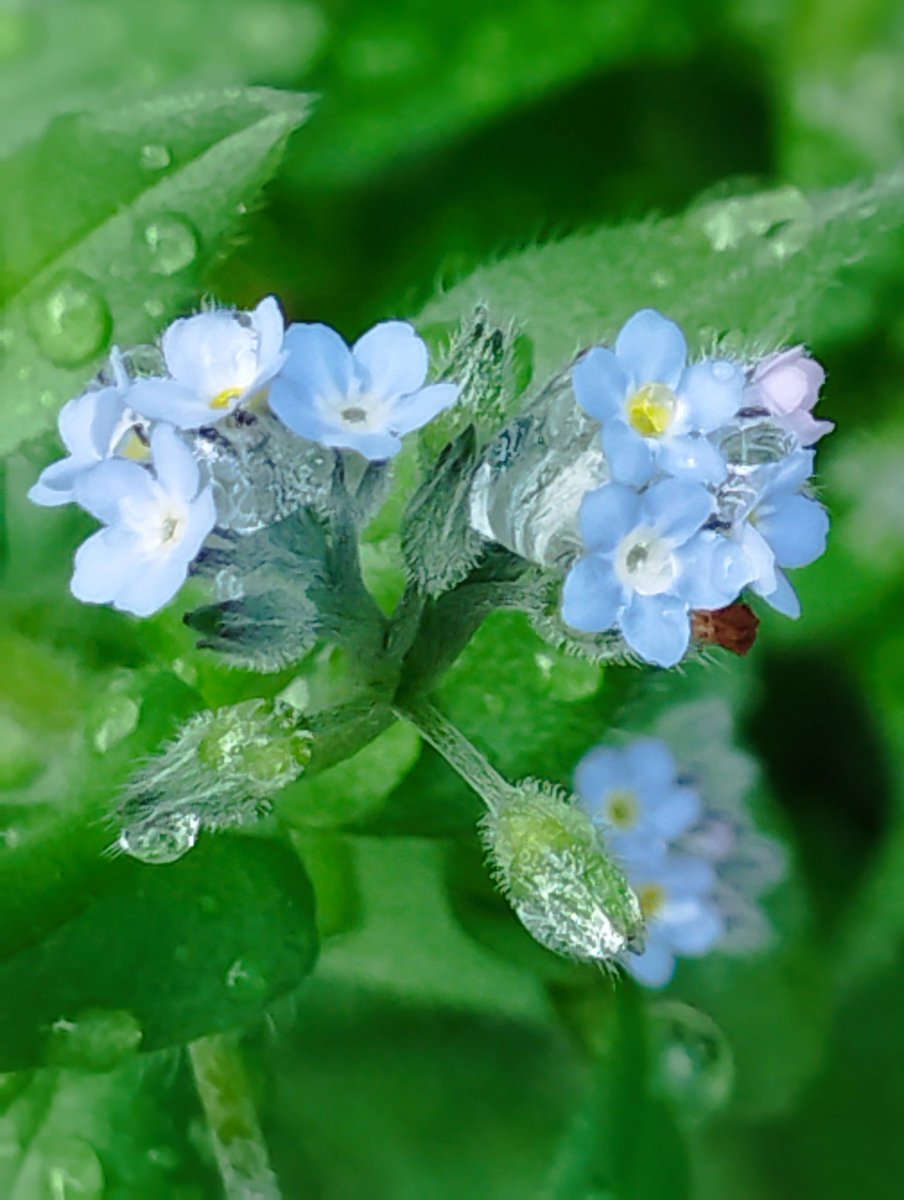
[394,696,515,815]
[189,1033,282,1200]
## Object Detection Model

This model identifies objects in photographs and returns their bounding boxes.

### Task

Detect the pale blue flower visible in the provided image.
[573,309,744,486]
[729,449,829,618]
[619,846,725,987]
[269,320,459,460]
[575,738,702,857]
[70,425,216,617]
[127,297,286,429]
[562,479,752,667]
[28,350,142,507]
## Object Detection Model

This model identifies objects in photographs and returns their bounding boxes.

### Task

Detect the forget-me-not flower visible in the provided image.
[619,846,725,987]
[28,350,143,507]
[746,346,834,447]
[562,478,752,667]
[127,297,286,429]
[573,309,745,487]
[269,320,459,460]
[575,738,702,857]
[727,449,829,618]
[70,424,216,617]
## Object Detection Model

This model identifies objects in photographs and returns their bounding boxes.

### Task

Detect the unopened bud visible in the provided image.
[692,603,760,656]
[482,780,644,964]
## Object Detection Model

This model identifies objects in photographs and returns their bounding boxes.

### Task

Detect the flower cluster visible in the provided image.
[575,736,784,987]
[29,297,459,616]
[563,309,832,666]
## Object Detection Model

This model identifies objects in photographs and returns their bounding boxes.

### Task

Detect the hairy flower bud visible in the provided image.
[117,699,313,863]
[482,780,644,964]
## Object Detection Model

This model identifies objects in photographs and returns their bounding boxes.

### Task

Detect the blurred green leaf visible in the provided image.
[0,836,318,1071]
[421,171,904,383]
[0,0,325,156]
[0,86,310,458]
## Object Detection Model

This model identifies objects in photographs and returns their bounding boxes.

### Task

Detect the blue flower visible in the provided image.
[729,449,829,618]
[269,320,459,460]
[575,738,702,856]
[70,425,216,617]
[619,846,725,988]
[28,350,141,507]
[562,478,752,667]
[127,297,286,429]
[573,309,743,486]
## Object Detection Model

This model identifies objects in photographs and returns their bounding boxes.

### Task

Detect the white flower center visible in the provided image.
[615,527,677,595]
[627,383,678,437]
[330,392,390,433]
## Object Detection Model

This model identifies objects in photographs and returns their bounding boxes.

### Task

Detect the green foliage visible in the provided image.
[0,86,310,457]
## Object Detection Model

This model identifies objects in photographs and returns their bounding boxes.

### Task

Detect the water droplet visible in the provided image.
[27,271,111,368]
[120,342,165,378]
[139,143,171,171]
[650,269,672,289]
[118,811,200,864]
[695,187,811,253]
[89,694,140,753]
[144,297,164,319]
[716,413,797,474]
[140,215,199,277]
[35,1137,104,1200]
[648,1001,734,1124]
[469,374,608,567]
[45,1008,142,1073]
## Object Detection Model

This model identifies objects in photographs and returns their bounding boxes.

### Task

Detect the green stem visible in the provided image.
[394,697,514,815]
[189,1033,282,1200]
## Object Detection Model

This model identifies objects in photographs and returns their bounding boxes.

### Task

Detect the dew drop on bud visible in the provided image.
[45,1008,142,1073]
[118,811,200,864]
[648,1000,734,1124]
[27,270,112,368]
[140,214,199,277]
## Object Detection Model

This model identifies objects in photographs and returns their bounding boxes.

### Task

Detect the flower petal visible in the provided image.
[572,347,628,421]
[621,593,690,667]
[622,739,679,791]
[162,310,258,399]
[562,555,624,633]
[660,898,725,955]
[679,359,744,431]
[755,568,801,618]
[575,747,625,812]
[602,420,655,486]
[615,309,687,389]
[658,434,727,485]
[70,527,146,604]
[278,322,355,413]
[623,936,676,988]
[128,378,212,429]
[642,478,713,543]
[319,427,403,461]
[250,295,286,377]
[28,457,89,507]
[579,484,641,553]
[112,552,192,618]
[74,458,157,524]
[150,424,200,501]
[758,494,829,567]
[388,382,459,435]
[677,531,753,609]
[352,320,429,399]
[648,786,703,840]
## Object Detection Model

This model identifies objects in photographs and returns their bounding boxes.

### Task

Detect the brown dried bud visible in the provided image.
[692,603,760,656]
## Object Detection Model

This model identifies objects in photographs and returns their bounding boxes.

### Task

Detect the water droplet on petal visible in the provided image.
[45,1008,142,1072]
[27,271,112,367]
[139,143,171,171]
[648,1000,734,1124]
[140,215,199,277]
[34,1136,104,1200]
[118,812,200,863]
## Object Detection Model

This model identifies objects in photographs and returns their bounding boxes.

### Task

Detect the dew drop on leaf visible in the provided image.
[88,694,140,753]
[118,812,201,864]
[138,143,171,171]
[140,214,199,277]
[45,1008,142,1073]
[648,1000,734,1124]
[26,271,112,368]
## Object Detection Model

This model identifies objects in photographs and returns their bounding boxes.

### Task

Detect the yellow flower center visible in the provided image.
[118,429,150,461]
[637,882,666,918]
[210,386,244,411]
[606,789,639,829]
[627,383,677,437]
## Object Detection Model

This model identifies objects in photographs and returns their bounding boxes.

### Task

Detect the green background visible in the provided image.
[1,0,903,1196]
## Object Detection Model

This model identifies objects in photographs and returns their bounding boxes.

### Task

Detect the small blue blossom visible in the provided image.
[127,297,286,429]
[28,350,142,507]
[728,449,829,618]
[575,738,702,857]
[619,845,725,988]
[268,320,459,460]
[573,309,744,487]
[562,478,752,667]
[70,424,216,617]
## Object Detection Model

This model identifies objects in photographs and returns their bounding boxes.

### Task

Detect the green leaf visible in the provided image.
[0,0,326,156]
[0,86,311,458]
[420,172,904,384]
[0,835,318,1071]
